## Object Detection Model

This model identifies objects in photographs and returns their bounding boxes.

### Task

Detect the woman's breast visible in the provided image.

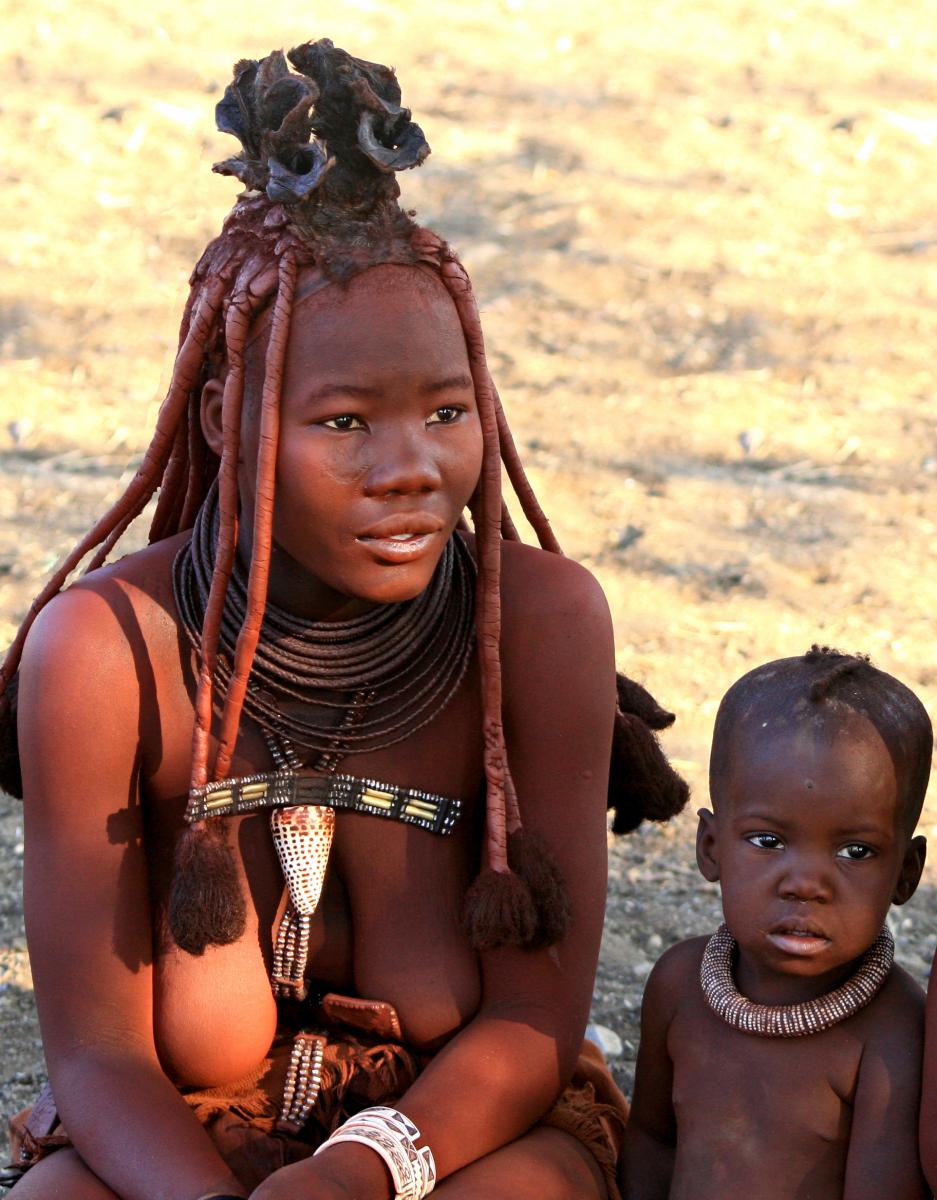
[154,936,279,1087]
[334,812,483,1052]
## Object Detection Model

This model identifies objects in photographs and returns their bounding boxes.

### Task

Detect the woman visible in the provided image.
[0,39,686,1200]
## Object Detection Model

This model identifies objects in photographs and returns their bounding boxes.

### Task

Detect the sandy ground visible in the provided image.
[2,0,937,1160]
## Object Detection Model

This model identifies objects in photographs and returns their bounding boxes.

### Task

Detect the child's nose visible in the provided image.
[778,854,834,902]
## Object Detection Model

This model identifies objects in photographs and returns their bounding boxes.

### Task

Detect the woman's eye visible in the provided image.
[427,405,462,425]
[837,843,875,861]
[746,833,784,850]
[322,414,365,431]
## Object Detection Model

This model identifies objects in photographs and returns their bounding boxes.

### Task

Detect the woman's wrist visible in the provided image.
[313,1138,394,1200]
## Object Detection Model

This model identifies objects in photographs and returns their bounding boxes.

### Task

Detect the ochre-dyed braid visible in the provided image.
[439,256,571,949]
[0,272,229,704]
[215,250,298,778]
[493,392,562,555]
[168,251,298,953]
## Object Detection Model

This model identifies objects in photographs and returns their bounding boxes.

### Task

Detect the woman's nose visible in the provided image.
[363,427,442,498]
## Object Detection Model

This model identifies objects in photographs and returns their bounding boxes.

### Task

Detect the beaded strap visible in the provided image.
[271,902,311,998]
[315,1106,436,1199]
[700,923,894,1038]
[276,1031,326,1134]
[185,769,461,835]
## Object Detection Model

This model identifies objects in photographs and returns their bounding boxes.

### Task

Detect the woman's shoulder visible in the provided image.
[494,540,615,724]
[19,533,188,700]
[498,539,611,641]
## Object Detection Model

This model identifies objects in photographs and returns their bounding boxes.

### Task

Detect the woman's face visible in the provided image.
[231,264,483,618]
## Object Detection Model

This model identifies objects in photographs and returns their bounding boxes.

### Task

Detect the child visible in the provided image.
[622,646,931,1200]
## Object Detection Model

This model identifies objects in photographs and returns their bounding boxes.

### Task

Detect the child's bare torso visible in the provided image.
[666,938,923,1200]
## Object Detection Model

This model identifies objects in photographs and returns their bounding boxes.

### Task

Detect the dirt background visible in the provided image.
[2,0,937,1148]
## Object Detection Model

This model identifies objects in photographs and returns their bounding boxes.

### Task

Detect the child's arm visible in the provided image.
[845,969,928,1200]
[921,946,937,1191]
[619,943,686,1200]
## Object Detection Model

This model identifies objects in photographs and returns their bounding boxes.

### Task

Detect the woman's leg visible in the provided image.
[7,1149,120,1199]
[434,1126,608,1200]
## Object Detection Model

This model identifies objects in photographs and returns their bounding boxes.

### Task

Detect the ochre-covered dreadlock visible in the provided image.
[0,39,688,956]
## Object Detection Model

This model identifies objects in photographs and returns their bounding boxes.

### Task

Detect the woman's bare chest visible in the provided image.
[145,656,486,1083]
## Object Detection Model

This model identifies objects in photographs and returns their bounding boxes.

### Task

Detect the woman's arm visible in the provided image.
[254,549,618,1198]
[19,582,246,1200]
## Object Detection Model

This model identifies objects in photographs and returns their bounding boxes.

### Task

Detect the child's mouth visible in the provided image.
[765,923,832,957]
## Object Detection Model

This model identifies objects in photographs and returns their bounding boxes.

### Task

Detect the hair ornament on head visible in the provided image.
[211,40,431,270]
[0,37,690,962]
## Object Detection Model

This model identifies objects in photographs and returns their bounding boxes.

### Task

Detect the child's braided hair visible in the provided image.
[711,645,933,828]
[0,40,688,953]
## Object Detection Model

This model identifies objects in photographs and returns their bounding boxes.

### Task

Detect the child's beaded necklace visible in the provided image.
[700,923,894,1038]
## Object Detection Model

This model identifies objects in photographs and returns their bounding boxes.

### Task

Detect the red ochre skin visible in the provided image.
[621,710,929,1200]
[13,267,615,1199]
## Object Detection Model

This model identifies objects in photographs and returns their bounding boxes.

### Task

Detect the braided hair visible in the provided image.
[0,40,688,954]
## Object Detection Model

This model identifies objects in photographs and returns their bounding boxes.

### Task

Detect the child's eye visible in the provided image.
[836,843,875,861]
[427,405,463,425]
[322,414,366,431]
[746,833,784,850]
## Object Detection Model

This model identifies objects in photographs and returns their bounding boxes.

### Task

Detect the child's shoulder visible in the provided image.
[642,935,709,1012]
[867,960,925,1028]
[845,959,925,1061]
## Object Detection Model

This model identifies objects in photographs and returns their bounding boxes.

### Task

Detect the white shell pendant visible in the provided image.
[270,804,336,915]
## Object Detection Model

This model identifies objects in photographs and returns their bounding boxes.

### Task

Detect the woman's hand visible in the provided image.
[249,1140,393,1200]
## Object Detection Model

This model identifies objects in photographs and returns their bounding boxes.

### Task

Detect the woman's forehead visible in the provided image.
[245,261,454,353]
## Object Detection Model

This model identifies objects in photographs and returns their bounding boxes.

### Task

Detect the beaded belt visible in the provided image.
[185,769,462,835]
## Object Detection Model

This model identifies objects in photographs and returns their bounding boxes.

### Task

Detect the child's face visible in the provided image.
[224,264,484,616]
[698,710,925,1002]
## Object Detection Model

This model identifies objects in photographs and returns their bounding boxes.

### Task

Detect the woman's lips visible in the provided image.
[355,530,439,562]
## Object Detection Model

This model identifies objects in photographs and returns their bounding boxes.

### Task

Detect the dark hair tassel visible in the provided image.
[167,817,247,955]
[608,706,689,835]
[462,866,537,952]
[507,828,571,947]
[0,677,22,800]
[615,670,676,732]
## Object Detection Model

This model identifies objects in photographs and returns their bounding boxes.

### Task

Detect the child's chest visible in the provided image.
[668,997,863,1194]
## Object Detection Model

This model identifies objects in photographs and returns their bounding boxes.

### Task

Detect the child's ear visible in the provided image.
[200,377,226,457]
[696,808,720,883]
[893,835,926,906]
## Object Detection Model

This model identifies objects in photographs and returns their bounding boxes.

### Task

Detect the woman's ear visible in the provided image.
[893,834,927,906]
[696,808,721,883]
[200,377,225,457]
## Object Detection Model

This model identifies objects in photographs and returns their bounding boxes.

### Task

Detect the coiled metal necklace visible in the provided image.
[173,481,477,761]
